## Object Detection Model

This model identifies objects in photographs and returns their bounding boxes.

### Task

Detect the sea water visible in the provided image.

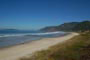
[0,31,67,48]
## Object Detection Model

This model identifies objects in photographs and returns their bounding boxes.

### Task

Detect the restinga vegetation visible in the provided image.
[41,21,90,32]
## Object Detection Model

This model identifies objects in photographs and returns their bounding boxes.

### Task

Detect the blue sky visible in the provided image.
[0,0,90,30]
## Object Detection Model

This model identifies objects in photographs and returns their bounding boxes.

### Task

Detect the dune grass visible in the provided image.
[20,32,90,60]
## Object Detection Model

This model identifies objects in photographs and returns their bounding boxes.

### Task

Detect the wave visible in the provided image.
[0,31,65,37]
[30,31,65,35]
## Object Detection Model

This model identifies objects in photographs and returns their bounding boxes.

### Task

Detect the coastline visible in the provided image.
[0,33,69,49]
[0,33,78,60]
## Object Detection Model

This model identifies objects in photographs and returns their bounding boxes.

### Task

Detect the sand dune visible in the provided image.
[0,33,78,60]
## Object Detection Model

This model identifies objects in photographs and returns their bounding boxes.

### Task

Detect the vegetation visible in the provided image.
[74,21,90,32]
[20,32,90,60]
[41,20,90,32]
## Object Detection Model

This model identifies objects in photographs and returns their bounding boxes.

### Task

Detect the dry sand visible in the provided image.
[0,33,78,60]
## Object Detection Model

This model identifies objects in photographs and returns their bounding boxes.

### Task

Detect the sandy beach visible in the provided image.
[0,33,78,60]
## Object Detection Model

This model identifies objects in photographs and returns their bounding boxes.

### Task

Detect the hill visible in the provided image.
[0,29,37,34]
[74,21,90,32]
[41,21,90,32]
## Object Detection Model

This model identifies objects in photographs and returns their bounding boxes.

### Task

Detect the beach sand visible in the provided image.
[0,33,78,60]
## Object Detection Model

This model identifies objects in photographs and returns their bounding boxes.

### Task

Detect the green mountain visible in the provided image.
[41,21,90,32]
[74,21,90,32]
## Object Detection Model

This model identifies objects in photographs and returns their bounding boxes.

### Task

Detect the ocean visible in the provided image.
[0,31,67,48]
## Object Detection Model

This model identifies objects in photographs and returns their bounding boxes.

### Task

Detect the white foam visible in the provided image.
[30,31,65,35]
[0,31,65,37]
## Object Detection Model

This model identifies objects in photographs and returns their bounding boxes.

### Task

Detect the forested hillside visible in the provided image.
[41,21,90,32]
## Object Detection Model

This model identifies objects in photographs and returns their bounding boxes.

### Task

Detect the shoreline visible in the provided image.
[0,33,78,60]
[0,33,69,50]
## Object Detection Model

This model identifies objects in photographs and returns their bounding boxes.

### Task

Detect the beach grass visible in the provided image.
[20,32,90,60]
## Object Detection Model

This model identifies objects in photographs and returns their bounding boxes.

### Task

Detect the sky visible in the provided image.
[0,0,90,30]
